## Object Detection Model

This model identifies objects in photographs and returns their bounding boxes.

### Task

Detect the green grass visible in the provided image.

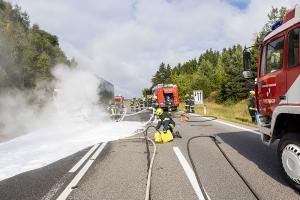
[179,99,256,127]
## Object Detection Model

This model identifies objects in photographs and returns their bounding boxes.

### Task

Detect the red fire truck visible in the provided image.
[152,84,179,110]
[243,5,300,190]
[114,96,124,109]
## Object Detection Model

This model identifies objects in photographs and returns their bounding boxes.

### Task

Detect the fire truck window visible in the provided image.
[288,28,299,67]
[260,46,267,76]
[266,36,284,74]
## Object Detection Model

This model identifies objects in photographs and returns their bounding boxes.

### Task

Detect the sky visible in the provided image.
[8,0,299,97]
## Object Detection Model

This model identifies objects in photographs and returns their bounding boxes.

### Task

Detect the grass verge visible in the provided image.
[179,99,256,127]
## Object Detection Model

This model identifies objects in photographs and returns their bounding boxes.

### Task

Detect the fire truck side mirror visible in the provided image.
[243,51,253,79]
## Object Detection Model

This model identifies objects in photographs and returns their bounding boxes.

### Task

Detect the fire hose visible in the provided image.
[185,114,260,200]
[117,108,157,200]
[117,107,154,122]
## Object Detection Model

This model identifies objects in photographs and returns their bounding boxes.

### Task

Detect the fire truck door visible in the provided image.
[258,36,286,115]
[286,27,300,104]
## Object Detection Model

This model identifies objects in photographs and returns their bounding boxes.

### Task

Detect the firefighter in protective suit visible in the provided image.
[155,108,181,139]
[189,94,195,113]
[185,94,190,113]
[248,90,257,123]
[129,99,135,112]
[152,96,159,109]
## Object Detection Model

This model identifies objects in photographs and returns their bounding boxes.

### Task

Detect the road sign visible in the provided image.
[193,90,203,104]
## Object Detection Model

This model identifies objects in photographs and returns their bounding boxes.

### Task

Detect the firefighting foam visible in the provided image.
[0,65,143,181]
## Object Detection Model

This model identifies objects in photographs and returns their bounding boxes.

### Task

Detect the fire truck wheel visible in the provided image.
[278,133,300,191]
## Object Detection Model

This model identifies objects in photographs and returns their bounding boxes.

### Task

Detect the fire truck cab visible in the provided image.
[114,96,124,110]
[152,84,179,110]
[114,96,124,106]
[243,5,300,190]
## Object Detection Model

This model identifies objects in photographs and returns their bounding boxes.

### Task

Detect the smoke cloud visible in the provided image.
[0,64,108,141]
[0,64,143,181]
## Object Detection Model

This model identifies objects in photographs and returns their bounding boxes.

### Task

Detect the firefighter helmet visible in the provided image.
[155,108,163,116]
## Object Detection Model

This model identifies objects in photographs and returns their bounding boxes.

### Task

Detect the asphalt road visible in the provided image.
[0,111,300,200]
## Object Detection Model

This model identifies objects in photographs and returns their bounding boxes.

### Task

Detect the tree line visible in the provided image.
[0,0,76,91]
[146,7,287,104]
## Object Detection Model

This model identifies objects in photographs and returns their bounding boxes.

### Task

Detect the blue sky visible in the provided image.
[226,0,250,9]
[8,0,299,97]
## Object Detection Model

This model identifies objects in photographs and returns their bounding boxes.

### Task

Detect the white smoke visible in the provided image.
[0,64,142,181]
[0,65,107,140]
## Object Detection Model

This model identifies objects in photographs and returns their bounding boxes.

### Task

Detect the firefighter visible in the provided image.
[155,107,181,138]
[248,90,257,123]
[185,94,190,113]
[147,96,152,108]
[189,94,195,113]
[143,97,147,108]
[130,99,135,112]
[135,98,139,112]
[139,98,144,110]
[152,96,159,109]
[109,100,120,120]
[165,95,172,114]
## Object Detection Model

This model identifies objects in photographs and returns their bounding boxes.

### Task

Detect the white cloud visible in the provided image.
[8,0,299,97]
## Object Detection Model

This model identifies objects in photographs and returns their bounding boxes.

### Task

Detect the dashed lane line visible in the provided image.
[173,146,210,200]
[56,142,107,200]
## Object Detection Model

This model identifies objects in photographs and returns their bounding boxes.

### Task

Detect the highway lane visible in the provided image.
[66,113,300,200]
[1,111,300,200]
[0,146,90,200]
[178,115,300,200]
[0,110,152,200]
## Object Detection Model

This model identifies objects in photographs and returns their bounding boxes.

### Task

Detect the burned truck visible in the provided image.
[98,78,114,105]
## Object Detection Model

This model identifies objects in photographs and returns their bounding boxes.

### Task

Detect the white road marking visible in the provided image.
[173,147,208,200]
[56,142,107,200]
[90,142,107,160]
[200,116,261,135]
[69,144,100,173]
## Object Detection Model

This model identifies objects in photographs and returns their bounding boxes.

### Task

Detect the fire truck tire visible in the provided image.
[278,133,300,191]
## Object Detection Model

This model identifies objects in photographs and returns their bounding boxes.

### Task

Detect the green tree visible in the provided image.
[213,58,225,90]
[0,0,71,90]
[36,52,51,80]
[218,45,248,102]
[151,62,172,86]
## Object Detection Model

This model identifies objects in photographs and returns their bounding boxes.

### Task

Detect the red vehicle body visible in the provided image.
[114,96,124,108]
[152,84,179,110]
[243,6,300,190]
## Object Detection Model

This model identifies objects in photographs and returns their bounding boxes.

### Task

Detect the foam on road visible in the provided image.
[0,121,142,181]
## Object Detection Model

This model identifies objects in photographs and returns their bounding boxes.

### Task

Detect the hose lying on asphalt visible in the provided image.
[182,112,217,123]
[117,107,154,122]
[122,108,149,116]
[186,114,260,200]
[117,109,157,200]
[118,136,156,200]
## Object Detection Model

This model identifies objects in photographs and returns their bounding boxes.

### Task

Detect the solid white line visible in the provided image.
[69,144,100,173]
[173,147,206,200]
[201,116,261,135]
[90,142,107,160]
[56,142,107,200]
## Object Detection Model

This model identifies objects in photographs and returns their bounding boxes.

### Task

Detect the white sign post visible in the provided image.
[193,90,203,104]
